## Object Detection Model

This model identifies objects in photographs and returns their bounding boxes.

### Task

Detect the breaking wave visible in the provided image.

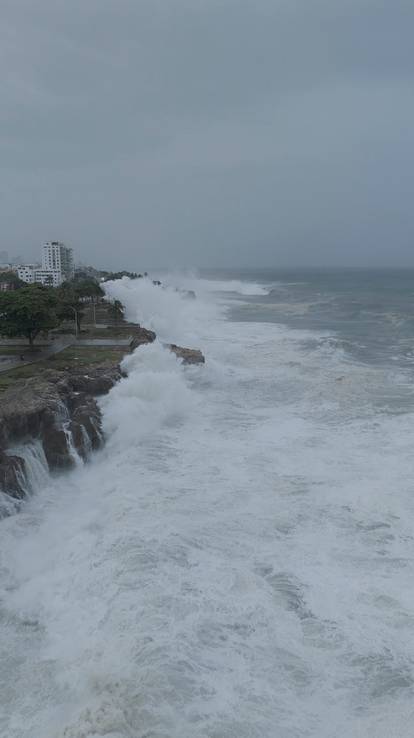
[1,274,414,738]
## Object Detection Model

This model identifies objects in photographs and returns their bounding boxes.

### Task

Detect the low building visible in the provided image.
[17,265,38,284]
[34,269,62,287]
[17,265,62,287]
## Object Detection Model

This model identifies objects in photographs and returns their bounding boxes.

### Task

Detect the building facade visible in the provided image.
[42,242,74,283]
[17,265,37,284]
[17,265,63,288]
[17,241,74,287]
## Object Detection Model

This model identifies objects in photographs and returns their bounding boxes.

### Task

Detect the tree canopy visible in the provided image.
[0,271,25,287]
[0,284,60,345]
[55,284,85,331]
[107,299,125,324]
[102,271,141,282]
[62,278,104,301]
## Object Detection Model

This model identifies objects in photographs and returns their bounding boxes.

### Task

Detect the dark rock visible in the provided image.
[0,362,122,497]
[0,451,26,500]
[70,421,89,460]
[71,401,103,452]
[130,326,156,350]
[66,365,122,396]
[169,344,205,365]
[0,320,205,506]
[41,423,75,470]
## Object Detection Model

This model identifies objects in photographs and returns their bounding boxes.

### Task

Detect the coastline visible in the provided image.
[0,320,204,512]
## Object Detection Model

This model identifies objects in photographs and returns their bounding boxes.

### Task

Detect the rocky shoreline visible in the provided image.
[0,326,204,506]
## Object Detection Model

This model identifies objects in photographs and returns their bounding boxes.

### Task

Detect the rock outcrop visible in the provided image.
[169,344,205,365]
[0,451,26,500]
[0,361,123,499]
[0,324,204,507]
[130,326,156,350]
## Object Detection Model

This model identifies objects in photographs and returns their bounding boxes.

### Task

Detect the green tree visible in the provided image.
[0,272,25,288]
[107,299,124,325]
[0,284,60,346]
[56,284,85,333]
[102,271,139,282]
[73,278,104,302]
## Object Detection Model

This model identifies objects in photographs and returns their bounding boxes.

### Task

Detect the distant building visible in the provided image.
[17,265,37,284]
[42,241,74,283]
[17,241,74,288]
[17,265,62,287]
[0,250,9,264]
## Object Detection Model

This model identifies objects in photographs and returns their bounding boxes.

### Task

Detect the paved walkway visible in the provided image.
[0,336,74,373]
[0,335,133,373]
[75,337,132,347]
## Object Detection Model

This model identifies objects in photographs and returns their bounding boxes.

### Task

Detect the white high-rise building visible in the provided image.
[17,241,75,287]
[42,241,74,283]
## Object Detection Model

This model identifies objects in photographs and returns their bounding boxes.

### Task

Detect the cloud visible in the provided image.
[1,0,413,267]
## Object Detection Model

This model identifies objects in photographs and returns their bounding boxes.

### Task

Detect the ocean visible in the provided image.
[1,269,414,737]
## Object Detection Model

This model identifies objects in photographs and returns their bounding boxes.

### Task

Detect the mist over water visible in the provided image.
[1,271,414,737]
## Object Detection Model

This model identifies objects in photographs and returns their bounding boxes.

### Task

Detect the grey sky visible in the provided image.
[1,0,413,269]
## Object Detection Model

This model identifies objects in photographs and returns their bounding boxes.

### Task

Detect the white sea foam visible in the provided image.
[104,276,221,345]
[1,275,414,737]
[153,271,270,297]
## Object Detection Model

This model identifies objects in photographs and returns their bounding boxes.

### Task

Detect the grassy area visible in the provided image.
[0,346,129,395]
[50,325,134,339]
[49,346,127,368]
[0,346,42,356]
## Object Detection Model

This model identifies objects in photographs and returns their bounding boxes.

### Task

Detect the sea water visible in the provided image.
[1,269,414,737]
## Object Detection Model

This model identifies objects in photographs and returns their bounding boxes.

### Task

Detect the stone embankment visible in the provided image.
[0,326,204,504]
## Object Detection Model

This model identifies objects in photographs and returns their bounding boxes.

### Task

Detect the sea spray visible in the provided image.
[0,441,50,516]
[100,341,197,450]
[104,276,220,346]
[12,441,50,494]
[1,272,414,737]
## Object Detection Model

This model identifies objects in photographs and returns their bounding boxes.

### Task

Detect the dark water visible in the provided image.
[205,268,414,369]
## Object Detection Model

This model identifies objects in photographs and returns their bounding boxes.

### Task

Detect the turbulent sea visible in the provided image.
[1,269,414,738]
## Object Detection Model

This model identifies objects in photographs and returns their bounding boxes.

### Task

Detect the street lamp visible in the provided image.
[69,306,78,338]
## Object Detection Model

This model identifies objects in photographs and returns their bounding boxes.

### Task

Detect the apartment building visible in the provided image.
[17,242,74,287]
[17,265,62,287]
[42,242,74,282]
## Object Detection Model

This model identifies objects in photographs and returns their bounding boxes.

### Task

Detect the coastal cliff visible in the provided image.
[0,328,204,505]
[0,363,121,496]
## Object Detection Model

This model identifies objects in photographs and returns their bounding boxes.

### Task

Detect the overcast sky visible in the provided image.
[1,0,413,270]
